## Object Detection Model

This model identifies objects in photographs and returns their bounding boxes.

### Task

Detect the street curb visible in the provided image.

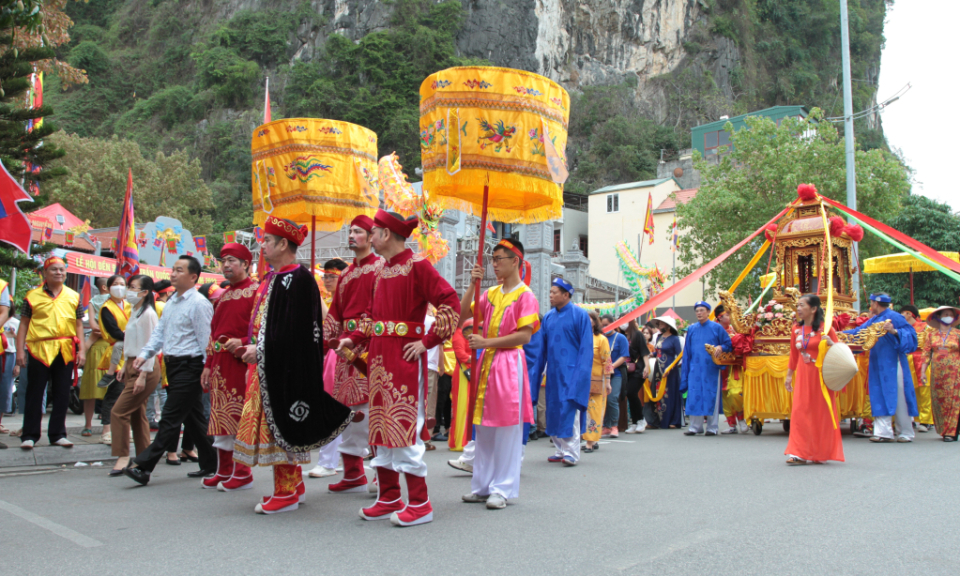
[0,443,117,468]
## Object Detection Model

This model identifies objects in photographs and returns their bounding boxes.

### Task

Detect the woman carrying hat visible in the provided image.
[650,316,684,429]
[920,306,960,442]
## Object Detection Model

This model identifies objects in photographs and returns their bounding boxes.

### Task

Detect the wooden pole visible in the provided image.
[311,215,316,271]
[464,185,489,438]
[909,266,914,306]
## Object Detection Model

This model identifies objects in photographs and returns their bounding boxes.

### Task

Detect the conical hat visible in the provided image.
[652,316,678,334]
[821,341,858,392]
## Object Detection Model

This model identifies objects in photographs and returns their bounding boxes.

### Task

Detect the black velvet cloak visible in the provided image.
[257,264,352,453]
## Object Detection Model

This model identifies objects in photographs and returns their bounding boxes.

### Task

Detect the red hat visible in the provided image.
[264,215,307,247]
[220,242,252,263]
[350,215,375,232]
[373,209,418,239]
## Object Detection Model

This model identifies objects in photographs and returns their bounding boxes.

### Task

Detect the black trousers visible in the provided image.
[22,353,74,443]
[100,378,124,426]
[625,375,645,425]
[133,356,214,472]
[436,374,452,430]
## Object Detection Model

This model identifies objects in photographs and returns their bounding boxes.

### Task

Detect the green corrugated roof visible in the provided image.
[590,177,676,195]
[692,105,809,133]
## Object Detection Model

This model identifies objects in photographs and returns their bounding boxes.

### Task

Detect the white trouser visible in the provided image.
[317,435,343,468]
[459,440,476,464]
[874,363,915,440]
[212,435,235,451]
[371,357,428,477]
[551,410,581,462]
[471,424,523,499]
[338,402,371,458]
[689,374,722,434]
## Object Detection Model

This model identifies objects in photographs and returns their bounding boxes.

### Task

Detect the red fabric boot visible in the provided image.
[726,415,738,428]
[296,466,306,503]
[255,464,299,514]
[328,454,368,493]
[202,449,235,489]
[390,473,433,527]
[218,461,253,491]
[360,467,404,520]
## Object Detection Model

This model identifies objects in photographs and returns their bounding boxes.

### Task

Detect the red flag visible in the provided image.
[643,191,655,245]
[64,231,75,246]
[0,159,34,253]
[264,77,271,123]
[486,221,495,235]
[115,169,140,278]
[79,276,91,309]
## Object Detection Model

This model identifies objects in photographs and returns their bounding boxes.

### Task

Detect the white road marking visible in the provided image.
[0,500,103,548]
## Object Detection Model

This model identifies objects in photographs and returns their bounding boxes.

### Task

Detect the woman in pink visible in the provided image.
[458,239,540,510]
[784,294,844,465]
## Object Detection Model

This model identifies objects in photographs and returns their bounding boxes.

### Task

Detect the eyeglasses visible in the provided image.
[490,256,517,263]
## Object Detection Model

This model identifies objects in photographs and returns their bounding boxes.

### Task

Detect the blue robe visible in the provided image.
[657,334,684,428]
[521,328,545,445]
[530,302,594,438]
[680,320,733,416]
[843,308,918,417]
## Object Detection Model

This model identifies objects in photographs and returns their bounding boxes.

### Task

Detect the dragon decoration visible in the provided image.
[579,241,666,315]
[379,153,449,264]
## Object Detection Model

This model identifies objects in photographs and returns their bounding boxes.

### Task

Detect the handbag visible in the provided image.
[626,361,637,373]
[96,373,116,389]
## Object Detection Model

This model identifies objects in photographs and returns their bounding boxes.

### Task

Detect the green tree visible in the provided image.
[565,83,683,195]
[284,0,483,172]
[864,195,960,310]
[678,108,910,297]
[43,132,215,235]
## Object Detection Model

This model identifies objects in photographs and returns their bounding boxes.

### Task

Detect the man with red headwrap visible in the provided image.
[199,243,259,491]
[234,216,352,514]
[340,210,461,527]
[319,215,383,491]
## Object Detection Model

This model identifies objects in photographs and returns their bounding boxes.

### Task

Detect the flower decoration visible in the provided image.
[797,183,818,201]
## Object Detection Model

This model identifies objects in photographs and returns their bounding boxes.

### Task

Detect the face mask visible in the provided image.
[110,285,126,299]
[125,291,143,304]
[940,316,955,325]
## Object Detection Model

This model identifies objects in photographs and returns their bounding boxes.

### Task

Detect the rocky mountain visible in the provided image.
[43,0,891,248]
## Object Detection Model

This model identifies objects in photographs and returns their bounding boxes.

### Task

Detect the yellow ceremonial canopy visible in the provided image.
[863,251,960,274]
[251,118,378,230]
[419,66,569,223]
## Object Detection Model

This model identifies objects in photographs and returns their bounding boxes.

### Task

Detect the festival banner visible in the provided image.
[194,235,207,252]
[253,227,263,242]
[224,230,236,244]
[115,169,140,278]
[166,238,178,253]
[64,231,74,246]
[643,191,655,244]
[153,238,162,248]
[59,250,224,283]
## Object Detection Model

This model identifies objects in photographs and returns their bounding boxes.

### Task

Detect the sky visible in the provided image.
[878,0,957,211]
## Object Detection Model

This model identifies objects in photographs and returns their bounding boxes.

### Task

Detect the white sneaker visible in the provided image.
[307,465,338,478]
[447,459,473,473]
[916,424,929,433]
[625,424,637,434]
[20,439,34,450]
[636,421,647,433]
[486,493,507,510]
[53,438,74,448]
[737,420,749,434]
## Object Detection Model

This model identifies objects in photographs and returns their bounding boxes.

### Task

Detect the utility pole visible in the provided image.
[840,0,860,311]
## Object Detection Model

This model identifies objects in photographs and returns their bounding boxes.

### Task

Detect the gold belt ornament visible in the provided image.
[372,320,424,338]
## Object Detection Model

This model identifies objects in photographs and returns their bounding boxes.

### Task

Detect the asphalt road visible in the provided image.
[2,425,957,576]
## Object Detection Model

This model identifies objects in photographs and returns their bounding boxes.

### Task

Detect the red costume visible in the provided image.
[201,244,258,490]
[322,214,384,493]
[348,210,460,527]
